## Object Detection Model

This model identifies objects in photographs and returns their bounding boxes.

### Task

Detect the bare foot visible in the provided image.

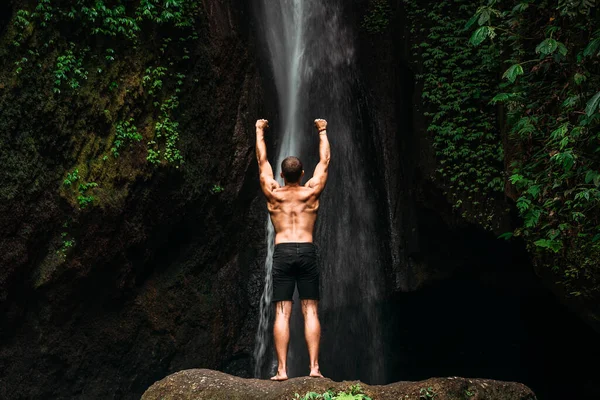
[270,372,288,381]
[309,368,324,378]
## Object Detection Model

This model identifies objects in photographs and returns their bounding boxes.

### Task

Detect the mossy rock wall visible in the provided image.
[0,1,268,398]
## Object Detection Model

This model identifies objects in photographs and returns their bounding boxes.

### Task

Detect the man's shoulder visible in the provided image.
[273,186,315,199]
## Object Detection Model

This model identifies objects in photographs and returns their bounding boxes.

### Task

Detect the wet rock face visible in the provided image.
[352,0,503,293]
[0,0,268,398]
[141,369,537,400]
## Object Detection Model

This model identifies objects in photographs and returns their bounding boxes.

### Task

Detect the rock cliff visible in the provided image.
[0,0,266,398]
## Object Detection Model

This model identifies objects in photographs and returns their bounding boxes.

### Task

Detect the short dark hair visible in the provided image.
[281,156,303,183]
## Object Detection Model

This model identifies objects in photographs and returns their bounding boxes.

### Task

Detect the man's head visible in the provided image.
[281,156,304,184]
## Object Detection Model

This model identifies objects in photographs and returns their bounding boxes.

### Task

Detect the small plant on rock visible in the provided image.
[77,182,98,209]
[210,184,224,194]
[294,383,371,400]
[63,169,80,186]
[419,386,436,399]
[112,118,142,157]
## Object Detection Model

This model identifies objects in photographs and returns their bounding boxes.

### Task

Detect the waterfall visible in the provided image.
[252,0,306,378]
[253,0,386,383]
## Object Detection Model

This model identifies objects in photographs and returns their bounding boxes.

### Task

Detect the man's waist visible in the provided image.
[274,242,317,250]
[273,230,314,244]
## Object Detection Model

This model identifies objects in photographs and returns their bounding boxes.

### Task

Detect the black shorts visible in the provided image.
[272,243,320,303]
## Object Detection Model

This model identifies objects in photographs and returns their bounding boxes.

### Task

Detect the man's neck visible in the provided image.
[284,182,301,187]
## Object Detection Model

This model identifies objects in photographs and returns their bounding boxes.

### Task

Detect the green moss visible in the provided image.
[0,0,206,265]
[362,0,391,34]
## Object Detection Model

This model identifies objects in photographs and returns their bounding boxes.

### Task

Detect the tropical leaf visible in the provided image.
[478,9,491,25]
[534,239,563,253]
[585,91,600,117]
[585,170,600,187]
[574,73,587,85]
[502,64,524,83]
[509,174,524,184]
[552,151,575,171]
[557,42,568,56]
[512,3,529,13]
[524,208,542,228]
[490,92,514,104]
[583,37,600,57]
[465,13,479,29]
[517,197,532,212]
[562,95,580,108]
[498,232,514,240]
[470,26,494,46]
[550,123,569,140]
[535,38,558,55]
[528,185,542,198]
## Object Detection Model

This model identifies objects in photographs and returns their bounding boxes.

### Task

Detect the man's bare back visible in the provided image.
[256,118,330,244]
[255,118,330,381]
[267,185,319,244]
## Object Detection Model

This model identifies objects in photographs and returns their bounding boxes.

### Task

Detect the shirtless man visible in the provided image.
[255,118,330,381]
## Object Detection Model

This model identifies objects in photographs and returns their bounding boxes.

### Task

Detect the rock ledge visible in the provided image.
[141,369,537,400]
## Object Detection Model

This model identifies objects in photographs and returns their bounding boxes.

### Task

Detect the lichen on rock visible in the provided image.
[142,369,537,400]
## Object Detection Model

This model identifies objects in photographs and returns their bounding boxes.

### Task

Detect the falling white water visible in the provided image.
[253,0,306,378]
[253,0,386,383]
[253,218,276,377]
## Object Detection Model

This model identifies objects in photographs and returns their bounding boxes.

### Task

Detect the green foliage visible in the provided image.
[464,0,600,296]
[405,0,600,296]
[147,95,183,166]
[142,65,186,166]
[77,182,98,209]
[404,0,505,229]
[12,0,200,46]
[469,25,495,46]
[294,384,371,400]
[210,184,224,194]
[143,66,168,96]
[362,0,391,34]
[9,0,198,171]
[57,230,76,258]
[137,0,197,27]
[419,386,436,399]
[502,64,523,83]
[53,43,89,93]
[112,119,143,158]
[63,169,80,186]
[585,91,600,116]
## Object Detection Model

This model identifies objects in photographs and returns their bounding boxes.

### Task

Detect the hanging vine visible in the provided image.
[404,0,600,297]
[468,0,600,297]
[403,0,506,230]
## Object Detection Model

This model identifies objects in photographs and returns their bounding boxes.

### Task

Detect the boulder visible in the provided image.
[142,369,536,400]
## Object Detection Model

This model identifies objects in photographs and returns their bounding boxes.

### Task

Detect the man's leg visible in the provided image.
[272,300,292,381]
[301,299,323,378]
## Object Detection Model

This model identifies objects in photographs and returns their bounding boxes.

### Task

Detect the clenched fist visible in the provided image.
[314,119,327,132]
[256,119,269,130]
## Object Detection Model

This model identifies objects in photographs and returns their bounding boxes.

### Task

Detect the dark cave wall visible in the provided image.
[353,0,600,335]
[353,0,483,292]
[0,0,268,398]
[351,1,600,398]
[0,3,12,37]
[348,5,598,400]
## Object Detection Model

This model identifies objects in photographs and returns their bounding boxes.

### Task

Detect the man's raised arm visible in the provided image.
[256,119,280,197]
[306,119,330,195]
